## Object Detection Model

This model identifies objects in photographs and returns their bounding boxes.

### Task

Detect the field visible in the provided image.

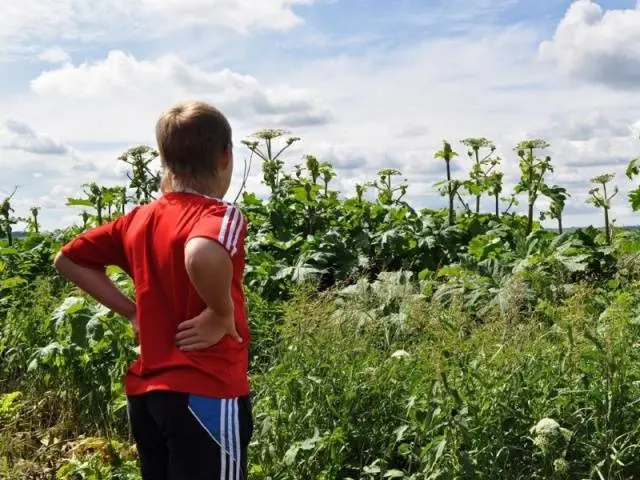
[2,130,640,479]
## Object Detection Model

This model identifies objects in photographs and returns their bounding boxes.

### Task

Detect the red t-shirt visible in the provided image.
[60,191,250,399]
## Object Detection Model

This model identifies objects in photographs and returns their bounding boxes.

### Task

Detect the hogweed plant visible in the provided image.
[487,171,505,218]
[368,168,408,206]
[242,129,300,197]
[625,128,639,211]
[66,183,107,226]
[24,207,41,235]
[587,173,618,245]
[434,141,461,226]
[118,145,160,205]
[0,187,19,246]
[626,157,640,212]
[541,185,570,234]
[460,137,500,214]
[4,128,640,479]
[514,139,554,235]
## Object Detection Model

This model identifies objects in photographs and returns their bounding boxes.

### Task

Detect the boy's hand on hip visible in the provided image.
[175,309,242,351]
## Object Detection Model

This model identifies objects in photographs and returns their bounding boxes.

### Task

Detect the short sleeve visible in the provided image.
[60,212,132,273]
[188,204,246,257]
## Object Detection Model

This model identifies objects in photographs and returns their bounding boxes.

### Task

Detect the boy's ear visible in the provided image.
[219,145,232,169]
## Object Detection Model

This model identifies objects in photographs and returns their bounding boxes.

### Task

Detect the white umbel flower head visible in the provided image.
[530,418,572,453]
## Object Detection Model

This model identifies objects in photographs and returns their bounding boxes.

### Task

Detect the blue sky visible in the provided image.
[1,0,639,230]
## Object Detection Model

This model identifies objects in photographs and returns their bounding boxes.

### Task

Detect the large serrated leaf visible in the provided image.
[52,296,86,329]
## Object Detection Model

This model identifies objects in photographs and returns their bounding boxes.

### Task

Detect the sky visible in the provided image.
[1,0,640,231]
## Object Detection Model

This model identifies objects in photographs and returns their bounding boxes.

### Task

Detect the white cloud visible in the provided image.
[19,50,330,145]
[552,137,637,170]
[538,0,640,89]
[0,118,71,155]
[51,184,76,197]
[38,46,71,64]
[1,142,137,231]
[409,0,520,29]
[3,2,640,230]
[0,0,321,56]
[273,26,640,226]
[137,0,318,34]
[531,110,634,142]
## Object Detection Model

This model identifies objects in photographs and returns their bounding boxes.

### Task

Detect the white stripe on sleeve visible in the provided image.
[229,215,244,257]
[225,208,240,251]
[217,207,233,248]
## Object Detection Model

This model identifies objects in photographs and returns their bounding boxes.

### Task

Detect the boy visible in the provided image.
[54,100,253,480]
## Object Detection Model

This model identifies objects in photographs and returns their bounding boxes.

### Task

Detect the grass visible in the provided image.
[2,274,640,479]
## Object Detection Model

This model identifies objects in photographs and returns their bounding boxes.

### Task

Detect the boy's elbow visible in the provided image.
[53,251,64,272]
[53,251,73,276]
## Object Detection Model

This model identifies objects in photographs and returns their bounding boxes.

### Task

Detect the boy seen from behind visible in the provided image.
[54,100,253,480]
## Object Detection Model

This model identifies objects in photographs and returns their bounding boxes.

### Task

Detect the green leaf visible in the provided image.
[28,342,63,372]
[276,265,323,284]
[52,296,86,328]
[394,425,409,442]
[86,313,106,342]
[283,445,299,466]
[384,470,405,478]
[626,158,640,179]
[0,392,22,418]
[363,463,382,474]
[629,187,640,212]
[555,253,590,273]
[437,265,464,279]
[51,297,93,348]
[300,427,321,450]
[69,317,89,348]
[66,198,94,207]
[434,438,447,462]
[1,276,27,289]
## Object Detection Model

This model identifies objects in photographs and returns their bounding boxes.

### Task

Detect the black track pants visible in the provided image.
[127,390,253,480]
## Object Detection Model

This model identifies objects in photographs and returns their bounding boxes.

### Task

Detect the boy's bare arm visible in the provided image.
[54,252,136,322]
[176,237,241,350]
[184,237,234,316]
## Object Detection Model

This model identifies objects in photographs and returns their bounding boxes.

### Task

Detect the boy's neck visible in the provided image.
[173,179,224,199]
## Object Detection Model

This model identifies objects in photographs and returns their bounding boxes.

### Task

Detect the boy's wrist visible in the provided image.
[211,304,234,318]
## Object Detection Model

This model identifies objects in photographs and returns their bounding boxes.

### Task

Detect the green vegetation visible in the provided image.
[1,131,640,479]
[587,174,619,246]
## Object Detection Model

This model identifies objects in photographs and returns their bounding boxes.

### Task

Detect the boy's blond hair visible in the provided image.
[156,100,232,192]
